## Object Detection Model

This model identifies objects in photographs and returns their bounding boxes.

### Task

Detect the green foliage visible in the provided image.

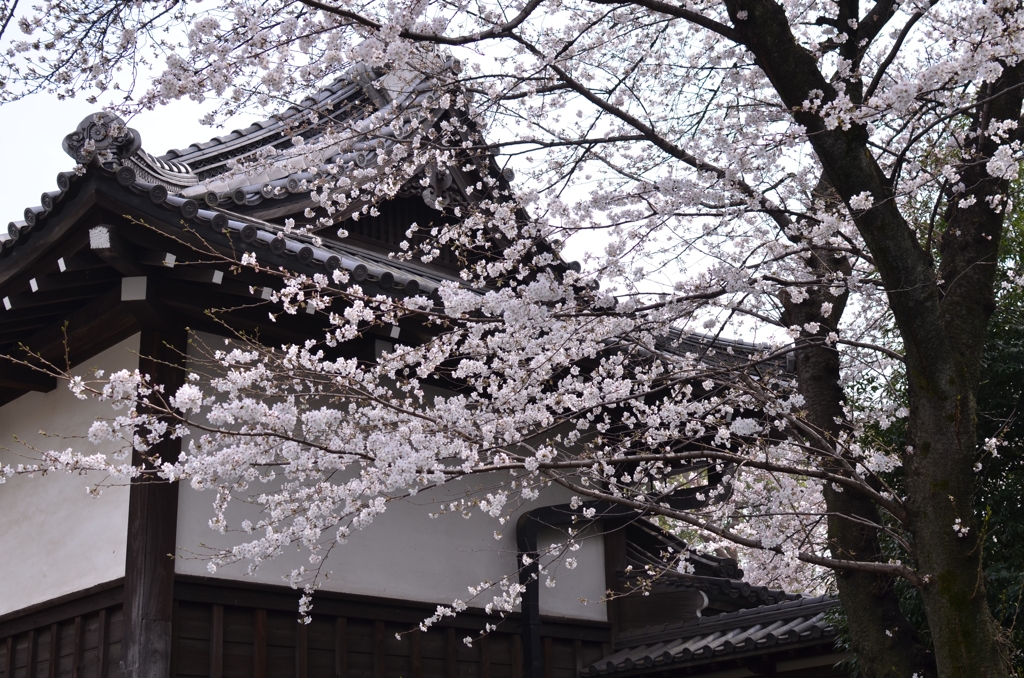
[973,188,1024,669]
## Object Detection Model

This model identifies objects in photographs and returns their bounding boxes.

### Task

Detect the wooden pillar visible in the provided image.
[96,610,108,678]
[72,617,84,678]
[47,624,58,678]
[410,629,421,678]
[254,610,268,678]
[121,328,186,678]
[333,618,347,678]
[372,622,385,678]
[479,635,489,678]
[26,629,36,678]
[511,636,522,678]
[602,522,627,641]
[296,622,308,678]
[4,636,13,678]
[210,606,224,678]
[445,629,457,678]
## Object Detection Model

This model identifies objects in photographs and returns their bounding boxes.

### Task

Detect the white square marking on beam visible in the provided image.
[89,226,111,250]
[121,276,147,301]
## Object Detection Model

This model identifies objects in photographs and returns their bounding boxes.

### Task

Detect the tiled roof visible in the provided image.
[621,514,799,611]
[160,65,382,170]
[583,595,838,676]
[2,59,469,294]
[3,161,453,299]
[151,62,456,218]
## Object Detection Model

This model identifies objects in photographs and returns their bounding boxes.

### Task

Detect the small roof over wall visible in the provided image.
[584,595,847,678]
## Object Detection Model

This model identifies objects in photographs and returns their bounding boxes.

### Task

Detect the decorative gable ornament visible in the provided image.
[62,112,142,165]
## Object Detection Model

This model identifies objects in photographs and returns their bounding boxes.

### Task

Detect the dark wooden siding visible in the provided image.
[170,596,604,678]
[0,607,122,678]
[1,582,606,678]
[344,197,462,269]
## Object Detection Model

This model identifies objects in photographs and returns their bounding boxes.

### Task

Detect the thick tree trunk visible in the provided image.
[781,228,935,678]
[898,69,1024,676]
[722,0,1023,675]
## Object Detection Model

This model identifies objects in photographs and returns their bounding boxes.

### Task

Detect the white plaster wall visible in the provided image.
[175,333,606,622]
[0,335,138,615]
[175,479,606,621]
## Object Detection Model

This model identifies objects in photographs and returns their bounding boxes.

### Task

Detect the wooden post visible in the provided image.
[72,617,84,678]
[445,629,457,678]
[296,621,308,678]
[4,636,14,678]
[210,606,224,678]
[333,618,347,678]
[373,622,385,678]
[121,328,185,678]
[511,637,522,678]
[96,610,108,678]
[410,629,421,678]
[602,525,627,642]
[479,635,489,678]
[26,629,36,678]
[47,624,58,678]
[254,610,267,678]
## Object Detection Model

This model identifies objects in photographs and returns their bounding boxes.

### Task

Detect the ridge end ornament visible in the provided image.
[62,112,142,165]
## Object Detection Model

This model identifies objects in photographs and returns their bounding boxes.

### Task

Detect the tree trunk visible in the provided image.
[723,0,1021,675]
[781,215,935,677]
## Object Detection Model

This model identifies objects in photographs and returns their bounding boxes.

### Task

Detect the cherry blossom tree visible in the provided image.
[3,0,1023,676]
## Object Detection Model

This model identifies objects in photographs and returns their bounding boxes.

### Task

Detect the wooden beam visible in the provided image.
[138,252,177,269]
[16,288,139,369]
[88,225,143,277]
[29,269,118,293]
[119,278,175,331]
[121,327,186,678]
[0,362,56,393]
[3,285,109,312]
[57,253,107,273]
[165,267,226,286]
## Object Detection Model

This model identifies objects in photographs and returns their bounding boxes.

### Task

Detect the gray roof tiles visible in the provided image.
[1,161,451,299]
[160,76,370,168]
[583,595,839,676]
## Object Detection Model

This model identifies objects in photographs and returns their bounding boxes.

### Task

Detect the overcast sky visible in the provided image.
[0,94,231,225]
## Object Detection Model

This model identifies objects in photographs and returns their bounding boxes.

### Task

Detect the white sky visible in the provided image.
[0,94,228,224]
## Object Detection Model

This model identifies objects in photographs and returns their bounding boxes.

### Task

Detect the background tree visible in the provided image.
[2,0,1024,676]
